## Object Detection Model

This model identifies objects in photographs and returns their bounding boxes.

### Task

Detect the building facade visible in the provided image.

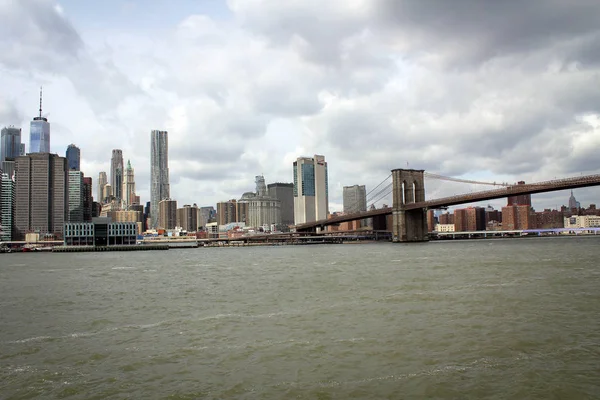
[83,177,93,222]
[502,205,533,230]
[98,171,107,203]
[1,126,23,162]
[150,130,170,228]
[66,144,80,171]
[68,170,84,223]
[217,200,238,225]
[123,160,136,208]
[198,206,216,229]
[268,182,294,227]
[158,199,177,230]
[64,218,137,246]
[110,149,124,202]
[293,155,328,225]
[176,204,198,232]
[0,172,15,240]
[242,176,281,229]
[15,153,67,239]
[343,184,367,214]
[564,215,600,229]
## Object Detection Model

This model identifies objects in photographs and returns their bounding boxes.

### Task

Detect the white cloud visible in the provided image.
[1,0,600,213]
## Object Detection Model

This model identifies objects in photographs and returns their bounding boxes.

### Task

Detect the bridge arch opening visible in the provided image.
[401,180,406,205]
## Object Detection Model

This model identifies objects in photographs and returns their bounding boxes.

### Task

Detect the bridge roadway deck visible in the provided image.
[295,173,600,231]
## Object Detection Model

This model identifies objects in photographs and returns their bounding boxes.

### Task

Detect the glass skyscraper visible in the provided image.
[30,118,50,153]
[150,130,170,229]
[293,155,329,225]
[66,144,81,171]
[30,88,50,153]
[1,127,23,162]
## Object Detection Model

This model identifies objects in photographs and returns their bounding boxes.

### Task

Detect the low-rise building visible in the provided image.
[563,215,600,229]
[64,217,137,246]
[435,224,455,232]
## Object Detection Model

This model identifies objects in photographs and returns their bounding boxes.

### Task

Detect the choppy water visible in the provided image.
[1,237,599,399]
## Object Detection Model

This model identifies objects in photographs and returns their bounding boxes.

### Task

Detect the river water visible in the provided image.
[1,237,599,399]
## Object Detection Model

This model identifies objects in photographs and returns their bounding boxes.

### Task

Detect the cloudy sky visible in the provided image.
[2,0,600,212]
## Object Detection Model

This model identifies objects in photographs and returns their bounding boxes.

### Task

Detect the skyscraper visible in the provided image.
[343,185,367,213]
[1,126,23,162]
[158,199,177,230]
[29,88,50,153]
[293,155,329,225]
[268,183,294,227]
[123,160,136,208]
[15,153,67,239]
[68,170,84,222]
[83,177,93,222]
[98,171,107,202]
[110,149,124,202]
[66,144,81,171]
[0,172,15,241]
[176,204,198,232]
[150,130,170,228]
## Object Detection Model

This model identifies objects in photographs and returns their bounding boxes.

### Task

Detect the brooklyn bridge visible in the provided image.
[294,169,600,242]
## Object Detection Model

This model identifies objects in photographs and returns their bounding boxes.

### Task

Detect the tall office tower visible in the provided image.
[123,160,136,208]
[92,202,101,218]
[217,200,237,225]
[268,183,294,227]
[68,171,84,222]
[110,149,124,201]
[158,199,177,229]
[98,171,107,202]
[29,88,50,153]
[568,190,580,210]
[103,184,113,201]
[0,172,15,240]
[150,130,170,228]
[143,201,151,231]
[343,184,367,214]
[1,126,23,162]
[293,155,328,224]
[176,204,198,232]
[198,206,215,228]
[14,153,67,240]
[83,177,93,222]
[66,144,80,171]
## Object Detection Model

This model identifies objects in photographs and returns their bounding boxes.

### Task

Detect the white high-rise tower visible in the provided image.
[293,155,328,225]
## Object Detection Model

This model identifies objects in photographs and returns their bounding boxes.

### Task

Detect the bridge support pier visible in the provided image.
[392,169,428,242]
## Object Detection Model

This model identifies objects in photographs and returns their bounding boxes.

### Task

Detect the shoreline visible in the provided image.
[2,233,600,254]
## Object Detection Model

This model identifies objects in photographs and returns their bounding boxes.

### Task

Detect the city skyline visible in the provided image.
[1,1,600,212]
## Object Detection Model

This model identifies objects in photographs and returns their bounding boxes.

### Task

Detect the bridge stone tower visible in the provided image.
[392,169,429,242]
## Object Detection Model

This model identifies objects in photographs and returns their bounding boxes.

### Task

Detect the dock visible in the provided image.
[52,245,169,252]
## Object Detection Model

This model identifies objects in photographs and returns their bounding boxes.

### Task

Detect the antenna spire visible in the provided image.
[39,86,43,118]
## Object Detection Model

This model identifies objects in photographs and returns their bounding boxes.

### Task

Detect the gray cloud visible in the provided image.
[376,0,600,67]
[4,0,600,212]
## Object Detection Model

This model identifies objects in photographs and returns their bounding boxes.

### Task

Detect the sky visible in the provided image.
[1,0,600,212]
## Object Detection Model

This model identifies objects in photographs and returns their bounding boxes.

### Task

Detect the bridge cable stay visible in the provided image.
[424,172,510,187]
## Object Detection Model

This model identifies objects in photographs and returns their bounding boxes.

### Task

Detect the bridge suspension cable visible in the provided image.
[367,183,393,209]
[344,174,392,213]
[424,172,510,187]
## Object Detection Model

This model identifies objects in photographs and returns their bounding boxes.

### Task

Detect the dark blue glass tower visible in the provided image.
[66,144,80,171]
